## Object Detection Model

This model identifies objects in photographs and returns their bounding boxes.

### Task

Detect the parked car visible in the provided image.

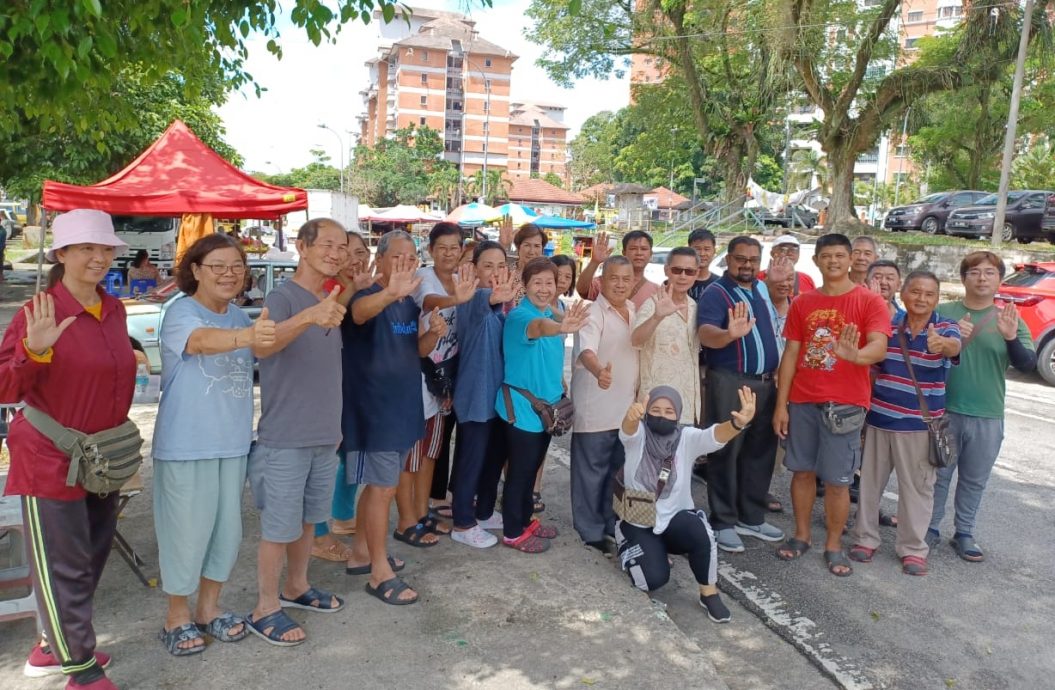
[997,262,1055,385]
[125,258,297,373]
[1042,191,1055,234]
[883,190,989,234]
[645,242,822,287]
[945,191,1053,243]
[0,209,22,240]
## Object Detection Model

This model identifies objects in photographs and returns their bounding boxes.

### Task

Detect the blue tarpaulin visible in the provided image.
[531,215,595,229]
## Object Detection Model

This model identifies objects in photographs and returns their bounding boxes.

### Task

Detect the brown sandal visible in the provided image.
[311,540,353,562]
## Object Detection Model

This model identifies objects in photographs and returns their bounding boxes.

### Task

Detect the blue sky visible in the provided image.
[217,0,631,173]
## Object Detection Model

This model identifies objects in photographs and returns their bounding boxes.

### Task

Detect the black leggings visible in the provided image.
[501,423,551,539]
[617,509,718,592]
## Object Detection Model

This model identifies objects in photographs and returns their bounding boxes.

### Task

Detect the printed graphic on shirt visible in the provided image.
[198,352,253,398]
[802,308,847,372]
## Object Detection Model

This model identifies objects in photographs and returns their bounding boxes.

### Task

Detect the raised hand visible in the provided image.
[926,323,944,354]
[833,323,860,363]
[727,301,756,340]
[489,266,517,305]
[453,263,479,304]
[23,292,76,354]
[996,303,1019,340]
[252,306,277,348]
[385,255,423,299]
[596,361,613,390]
[498,215,514,249]
[427,307,448,338]
[654,284,679,318]
[626,401,647,423]
[957,313,973,341]
[310,286,347,329]
[867,276,883,295]
[591,231,611,264]
[559,299,590,334]
[351,259,377,292]
[730,385,756,428]
[766,255,794,285]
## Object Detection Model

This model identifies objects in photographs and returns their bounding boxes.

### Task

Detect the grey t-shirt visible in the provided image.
[257,279,343,448]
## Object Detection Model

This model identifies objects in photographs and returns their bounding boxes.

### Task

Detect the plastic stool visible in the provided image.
[129,278,157,296]
[0,495,39,630]
[103,270,124,297]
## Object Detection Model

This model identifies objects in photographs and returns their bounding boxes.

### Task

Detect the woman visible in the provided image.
[127,248,162,283]
[507,224,549,311]
[617,385,756,623]
[551,254,578,312]
[632,247,702,426]
[450,241,517,548]
[151,234,276,655]
[313,230,374,561]
[495,257,589,553]
[0,209,132,689]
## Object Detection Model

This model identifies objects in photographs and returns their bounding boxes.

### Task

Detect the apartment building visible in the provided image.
[507,101,571,186]
[357,9,516,178]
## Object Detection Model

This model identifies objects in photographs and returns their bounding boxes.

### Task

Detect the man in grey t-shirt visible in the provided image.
[246,218,349,647]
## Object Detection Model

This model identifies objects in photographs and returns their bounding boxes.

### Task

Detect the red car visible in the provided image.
[997,262,1055,385]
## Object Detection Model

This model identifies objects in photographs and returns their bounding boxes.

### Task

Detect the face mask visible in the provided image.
[645,414,678,436]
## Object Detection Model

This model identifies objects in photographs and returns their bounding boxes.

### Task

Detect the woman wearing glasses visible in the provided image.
[631,247,702,425]
[152,234,277,655]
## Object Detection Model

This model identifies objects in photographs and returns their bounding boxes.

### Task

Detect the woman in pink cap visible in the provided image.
[0,209,133,690]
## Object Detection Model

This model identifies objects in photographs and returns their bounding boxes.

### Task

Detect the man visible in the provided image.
[928,251,1036,562]
[772,233,891,577]
[866,260,903,319]
[247,218,350,645]
[697,237,784,552]
[343,230,447,604]
[759,235,816,295]
[577,229,659,309]
[851,271,960,576]
[687,227,719,302]
[849,236,879,285]
[570,255,638,555]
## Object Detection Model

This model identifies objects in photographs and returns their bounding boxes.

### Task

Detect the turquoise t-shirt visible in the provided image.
[495,299,565,433]
[152,296,254,461]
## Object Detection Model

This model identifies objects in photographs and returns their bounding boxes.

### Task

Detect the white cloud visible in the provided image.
[216,0,629,173]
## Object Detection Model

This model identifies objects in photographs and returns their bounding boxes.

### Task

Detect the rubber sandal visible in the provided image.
[365,576,419,606]
[765,493,783,513]
[879,513,898,527]
[824,550,854,577]
[393,523,440,548]
[429,504,453,520]
[950,535,984,562]
[345,554,404,575]
[196,612,248,642]
[158,622,205,656]
[528,519,558,539]
[532,491,546,513]
[311,540,353,562]
[279,586,344,613]
[901,555,928,576]
[245,609,305,647]
[503,531,550,553]
[848,544,876,563]
[418,515,452,536]
[776,538,811,561]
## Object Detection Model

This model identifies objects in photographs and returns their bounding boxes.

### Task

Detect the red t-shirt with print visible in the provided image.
[783,285,891,408]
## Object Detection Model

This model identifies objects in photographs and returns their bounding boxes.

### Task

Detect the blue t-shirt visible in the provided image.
[342,283,424,452]
[152,296,254,461]
[697,274,780,375]
[454,289,505,423]
[495,299,564,433]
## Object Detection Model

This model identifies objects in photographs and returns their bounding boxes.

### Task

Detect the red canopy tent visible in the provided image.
[42,119,306,220]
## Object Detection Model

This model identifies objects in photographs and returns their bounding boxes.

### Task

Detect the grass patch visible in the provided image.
[878,231,1055,254]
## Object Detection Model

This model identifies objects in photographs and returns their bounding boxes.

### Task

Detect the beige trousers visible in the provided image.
[853,426,937,559]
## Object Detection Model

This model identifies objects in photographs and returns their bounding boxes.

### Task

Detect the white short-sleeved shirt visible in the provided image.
[619,425,725,534]
[571,295,638,432]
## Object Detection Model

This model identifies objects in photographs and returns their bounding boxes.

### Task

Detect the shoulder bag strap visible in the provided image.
[896,328,933,422]
[960,308,998,349]
[502,384,517,425]
[654,455,674,498]
[507,383,547,409]
[22,405,87,487]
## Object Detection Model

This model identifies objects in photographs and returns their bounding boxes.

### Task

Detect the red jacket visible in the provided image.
[0,283,135,500]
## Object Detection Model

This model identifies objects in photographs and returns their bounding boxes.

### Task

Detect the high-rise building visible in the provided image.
[507,101,570,186]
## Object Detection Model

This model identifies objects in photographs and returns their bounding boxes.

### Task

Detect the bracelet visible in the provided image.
[730,417,746,431]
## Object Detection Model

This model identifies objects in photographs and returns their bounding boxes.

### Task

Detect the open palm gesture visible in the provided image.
[23,292,76,354]
[591,231,611,263]
[351,259,377,292]
[559,300,591,334]
[996,303,1020,340]
[727,302,756,340]
[453,263,479,304]
[729,386,756,428]
[833,323,861,363]
[654,284,679,318]
[498,215,514,249]
[490,266,517,305]
[386,255,422,299]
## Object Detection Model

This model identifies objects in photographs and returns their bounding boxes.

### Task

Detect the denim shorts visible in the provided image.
[783,402,862,485]
[247,443,339,543]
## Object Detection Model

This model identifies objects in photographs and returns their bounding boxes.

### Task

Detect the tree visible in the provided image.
[428,166,461,212]
[464,170,511,205]
[789,149,830,193]
[770,0,1053,224]
[1011,138,1055,190]
[542,172,565,188]
[348,125,448,207]
[568,111,620,189]
[256,149,342,191]
[0,67,240,211]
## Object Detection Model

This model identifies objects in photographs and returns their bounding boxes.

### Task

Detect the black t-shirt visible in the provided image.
[691,274,720,367]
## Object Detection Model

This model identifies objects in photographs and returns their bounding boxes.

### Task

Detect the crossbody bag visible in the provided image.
[22,406,144,497]
[896,329,956,469]
[612,455,674,527]
[502,384,575,437]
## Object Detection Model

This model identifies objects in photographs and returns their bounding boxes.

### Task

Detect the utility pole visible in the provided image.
[318,124,345,194]
[894,108,909,207]
[991,0,1035,248]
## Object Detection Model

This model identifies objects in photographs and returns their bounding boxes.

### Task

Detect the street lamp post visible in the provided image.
[317,123,345,194]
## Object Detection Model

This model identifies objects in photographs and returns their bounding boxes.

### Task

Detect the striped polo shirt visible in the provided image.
[867,312,961,432]
[697,274,780,376]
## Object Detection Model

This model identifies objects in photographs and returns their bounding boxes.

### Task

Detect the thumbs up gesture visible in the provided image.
[596,361,613,390]
[252,306,277,348]
[309,286,347,329]
[926,323,944,354]
[957,313,973,341]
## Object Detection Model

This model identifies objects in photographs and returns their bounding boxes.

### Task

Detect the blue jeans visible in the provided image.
[929,412,1004,536]
[314,456,359,537]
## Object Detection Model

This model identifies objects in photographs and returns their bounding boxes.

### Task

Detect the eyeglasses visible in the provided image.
[201,263,247,276]
[668,267,697,276]
[730,255,761,265]
[965,269,1000,279]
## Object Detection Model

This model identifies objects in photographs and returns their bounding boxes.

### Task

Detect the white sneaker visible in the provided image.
[451,525,498,549]
[477,513,504,531]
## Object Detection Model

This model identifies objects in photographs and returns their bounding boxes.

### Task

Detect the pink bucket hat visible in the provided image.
[47,209,127,262]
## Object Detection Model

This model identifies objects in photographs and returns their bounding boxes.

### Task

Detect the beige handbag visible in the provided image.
[612,455,673,527]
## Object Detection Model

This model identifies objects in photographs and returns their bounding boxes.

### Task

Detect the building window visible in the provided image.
[421,50,428,62]
[483,122,489,133]
[420,95,427,106]
[483,101,489,112]
[896,144,908,157]
[907,10,923,22]
[904,38,918,49]
[484,58,492,68]
[420,117,426,126]
[939,6,963,19]
[421,73,428,85]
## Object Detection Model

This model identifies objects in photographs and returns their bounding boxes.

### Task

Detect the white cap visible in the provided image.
[773,234,799,247]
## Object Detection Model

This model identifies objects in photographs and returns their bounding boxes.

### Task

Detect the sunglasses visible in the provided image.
[668,267,697,276]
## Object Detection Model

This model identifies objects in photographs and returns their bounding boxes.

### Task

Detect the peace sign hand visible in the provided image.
[23,293,76,354]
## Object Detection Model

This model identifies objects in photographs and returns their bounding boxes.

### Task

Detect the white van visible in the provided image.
[111,216,178,269]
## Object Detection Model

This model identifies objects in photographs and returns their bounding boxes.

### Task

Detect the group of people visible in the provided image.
[0,209,1034,689]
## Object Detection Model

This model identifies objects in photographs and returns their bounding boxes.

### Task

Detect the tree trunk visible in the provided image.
[826,146,859,225]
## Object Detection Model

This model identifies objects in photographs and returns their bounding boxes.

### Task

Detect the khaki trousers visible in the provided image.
[853,426,937,559]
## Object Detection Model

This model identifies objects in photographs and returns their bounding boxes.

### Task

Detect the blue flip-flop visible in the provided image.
[246,609,305,647]
[279,586,345,613]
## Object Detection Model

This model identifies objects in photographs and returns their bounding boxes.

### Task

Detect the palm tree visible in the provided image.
[790,149,830,194]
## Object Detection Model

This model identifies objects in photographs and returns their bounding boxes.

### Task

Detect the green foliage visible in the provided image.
[1011,139,1055,190]
[753,154,783,192]
[348,125,449,207]
[568,111,620,188]
[542,172,564,188]
[465,170,511,205]
[257,149,343,191]
[0,68,240,202]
